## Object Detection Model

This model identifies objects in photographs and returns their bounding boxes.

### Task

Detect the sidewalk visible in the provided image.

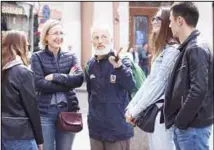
[72,116,90,150]
[76,82,87,92]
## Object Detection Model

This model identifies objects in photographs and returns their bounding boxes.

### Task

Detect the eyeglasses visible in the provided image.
[151,16,162,24]
[48,32,64,36]
[92,35,108,41]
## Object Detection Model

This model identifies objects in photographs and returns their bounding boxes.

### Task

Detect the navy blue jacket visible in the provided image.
[31,47,84,115]
[85,52,136,142]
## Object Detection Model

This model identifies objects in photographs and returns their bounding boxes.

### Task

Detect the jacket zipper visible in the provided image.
[181,96,184,107]
[55,55,60,73]
[2,116,29,119]
[54,55,60,105]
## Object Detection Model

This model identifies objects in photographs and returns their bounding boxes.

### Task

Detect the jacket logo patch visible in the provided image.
[90,74,96,79]
[110,75,116,83]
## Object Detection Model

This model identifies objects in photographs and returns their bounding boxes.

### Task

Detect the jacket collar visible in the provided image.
[178,29,200,51]
[3,55,23,70]
[44,45,62,57]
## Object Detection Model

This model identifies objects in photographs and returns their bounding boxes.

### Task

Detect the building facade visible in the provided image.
[3,2,212,69]
[1,2,34,51]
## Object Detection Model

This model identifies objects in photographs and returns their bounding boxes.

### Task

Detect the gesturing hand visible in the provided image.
[108,47,123,68]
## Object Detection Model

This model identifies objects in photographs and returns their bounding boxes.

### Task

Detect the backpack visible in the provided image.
[121,54,146,98]
[85,54,146,99]
[130,59,146,97]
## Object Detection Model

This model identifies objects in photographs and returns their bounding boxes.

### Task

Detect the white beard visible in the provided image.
[94,44,112,56]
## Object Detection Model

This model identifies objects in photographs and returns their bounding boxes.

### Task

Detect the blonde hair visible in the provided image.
[39,19,61,49]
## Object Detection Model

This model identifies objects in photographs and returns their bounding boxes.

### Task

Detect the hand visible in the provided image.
[125,110,136,126]
[108,56,122,68]
[69,65,78,75]
[45,74,53,81]
[38,144,43,150]
[108,47,123,68]
[148,54,152,58]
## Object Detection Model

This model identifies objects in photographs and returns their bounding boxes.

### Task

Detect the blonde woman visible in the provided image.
[31,19,84,150]
[2,30,43,150]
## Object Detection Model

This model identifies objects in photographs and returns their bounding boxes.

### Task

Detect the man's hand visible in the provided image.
[108,56,122,68]
[38,144,43,150]
[108,47,123,68]
[45,74,53,81]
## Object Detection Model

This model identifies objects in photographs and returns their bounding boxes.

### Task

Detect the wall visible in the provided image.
[92,2,113,55]
[195,2,213,49]
[61,2,81,63]
[118,2,129,49]
[81,2,94,68]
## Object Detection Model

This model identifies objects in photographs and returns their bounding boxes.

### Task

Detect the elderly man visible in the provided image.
[85,25,136,150]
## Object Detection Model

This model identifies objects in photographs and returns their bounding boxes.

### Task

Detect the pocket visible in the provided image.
[175,127,196,136]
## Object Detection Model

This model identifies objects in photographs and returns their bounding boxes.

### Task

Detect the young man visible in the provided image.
[164,2,213,150]
[85,25,136,150]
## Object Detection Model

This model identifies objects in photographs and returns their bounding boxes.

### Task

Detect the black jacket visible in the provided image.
[164,30,213,130]
[31,47,84,114]
[2,63,43,145]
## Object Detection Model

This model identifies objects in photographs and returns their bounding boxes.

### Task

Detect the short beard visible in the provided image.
[94,44,112,56]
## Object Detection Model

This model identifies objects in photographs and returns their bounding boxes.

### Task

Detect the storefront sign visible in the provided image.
[42,5,50,20]
[2,4,24,15]
[39,5,61,23]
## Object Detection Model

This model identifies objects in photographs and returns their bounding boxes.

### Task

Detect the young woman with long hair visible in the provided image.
[2,30,43,150]
[125,7,180,150]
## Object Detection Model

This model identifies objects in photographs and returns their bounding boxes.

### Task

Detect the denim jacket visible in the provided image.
[126,44,180,118]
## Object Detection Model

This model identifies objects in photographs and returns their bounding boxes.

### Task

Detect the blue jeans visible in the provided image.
[2,139,38,150]
[173,125,212,150]
[41,105,75,150]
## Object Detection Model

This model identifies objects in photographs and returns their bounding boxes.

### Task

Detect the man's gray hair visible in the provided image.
[91,24,113,39]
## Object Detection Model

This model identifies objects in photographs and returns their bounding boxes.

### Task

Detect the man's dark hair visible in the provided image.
[171,2,199,27]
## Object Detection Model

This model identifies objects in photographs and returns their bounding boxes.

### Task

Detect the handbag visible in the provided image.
[57,112,83,133]
[136,100,163,133]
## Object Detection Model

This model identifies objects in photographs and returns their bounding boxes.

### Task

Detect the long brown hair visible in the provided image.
[150,7,177,59]
[2,30,29,69]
